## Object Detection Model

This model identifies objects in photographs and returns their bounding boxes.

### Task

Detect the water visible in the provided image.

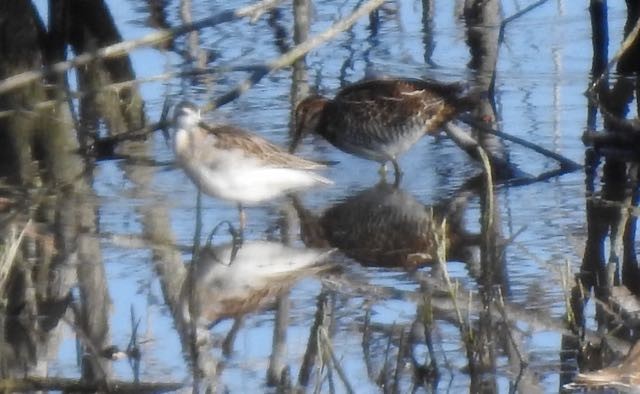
[4,0,637,392]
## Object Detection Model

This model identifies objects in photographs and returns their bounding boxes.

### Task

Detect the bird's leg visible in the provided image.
[205,220,241,265]
[222,317,244,357]
[226,203,245,264]
[378,162,388,182]
[391,158,403,187]
[192,189,203,262]
[237,203,246,237]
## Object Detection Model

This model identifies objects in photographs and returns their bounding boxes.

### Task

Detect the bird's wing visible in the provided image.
[335,78,446,108]
[200,123,326,170]
[326,79,448,131]
[336,78,477,112]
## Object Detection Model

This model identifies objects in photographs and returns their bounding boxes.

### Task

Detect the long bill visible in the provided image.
[161,126,171,148]
[288,121,305,153]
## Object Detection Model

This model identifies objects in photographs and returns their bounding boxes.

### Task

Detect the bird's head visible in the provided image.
[173,101,202,132]
[289,95,328,153]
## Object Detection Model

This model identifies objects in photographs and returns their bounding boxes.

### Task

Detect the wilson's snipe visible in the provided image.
[291,78,479,182]
[292,182,477,270]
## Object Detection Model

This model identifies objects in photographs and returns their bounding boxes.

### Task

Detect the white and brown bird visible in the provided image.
[182,240,334,327]
[172,101,332,231]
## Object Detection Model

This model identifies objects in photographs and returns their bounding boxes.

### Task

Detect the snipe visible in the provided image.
[292,181,477,270]
[172,101,332,232]
[291,78,479,182]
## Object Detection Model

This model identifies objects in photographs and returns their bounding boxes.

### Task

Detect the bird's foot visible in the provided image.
[378,163,389,182]
[206,220,244,265]
[391,159,403,187]
[393,170,404,187]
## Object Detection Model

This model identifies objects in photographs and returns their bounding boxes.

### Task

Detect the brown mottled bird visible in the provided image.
[292,182,477,270]
[291,78,479,182]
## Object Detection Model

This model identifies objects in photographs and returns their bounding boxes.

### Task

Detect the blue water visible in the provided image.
[26,0,633,392]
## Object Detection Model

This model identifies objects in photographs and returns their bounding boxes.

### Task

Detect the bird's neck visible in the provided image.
[173,128,193,157]
[176,115,199,132]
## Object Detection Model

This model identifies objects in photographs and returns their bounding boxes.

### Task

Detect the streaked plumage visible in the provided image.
[293,182,477,270]
[172,101,332,229]
[291,78,479,181]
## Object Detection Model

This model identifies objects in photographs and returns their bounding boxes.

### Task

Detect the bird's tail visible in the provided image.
[229,241,336,276]
[419,78,486,112]
[310,173,333,186]
[446,83,486,112]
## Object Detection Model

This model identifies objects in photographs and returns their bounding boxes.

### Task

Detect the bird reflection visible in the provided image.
[182,240,334,328]
[571,340,640,390]
[293,182,477,270]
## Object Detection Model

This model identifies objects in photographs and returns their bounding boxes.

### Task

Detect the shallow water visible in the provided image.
[4,0,638,392]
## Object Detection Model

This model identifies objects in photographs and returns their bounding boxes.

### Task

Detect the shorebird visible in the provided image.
[292,182,477,270]
[182,240,334,328]
[172,101,332,232]
[291,78,480,182]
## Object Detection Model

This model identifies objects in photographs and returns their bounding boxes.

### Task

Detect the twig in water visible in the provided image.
[431,211,466,333]
[477,146,494,234]
[204,0,386,112]
[459,115,583,171]
[318,326,352,391]
[392,330,405,393]
[562,259,576,327]
[361,308,377,380]
[0,220,31,295]
[0,66,265,122]
[498,0,551,44]
[494,287,526,369]
[0,0,282,95]
[380,324,395,388]
[300,292,329,388]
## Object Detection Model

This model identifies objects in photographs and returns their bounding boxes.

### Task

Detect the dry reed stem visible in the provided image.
[318,326,355,394]
[477,146,493,233]
[0,219,31,297]
[0,376,182,393]
[459,115,582,171]
[561,258,576,326]
[494,287,526,367]
[431,209,468,337]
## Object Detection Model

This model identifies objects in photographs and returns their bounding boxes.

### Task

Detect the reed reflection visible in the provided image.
[294,181,478,270]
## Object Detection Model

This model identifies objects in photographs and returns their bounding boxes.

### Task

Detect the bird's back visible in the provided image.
[327,78,477,133]
[181,123,331,203]
[315,78,479,160]
[202,123,327,170]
